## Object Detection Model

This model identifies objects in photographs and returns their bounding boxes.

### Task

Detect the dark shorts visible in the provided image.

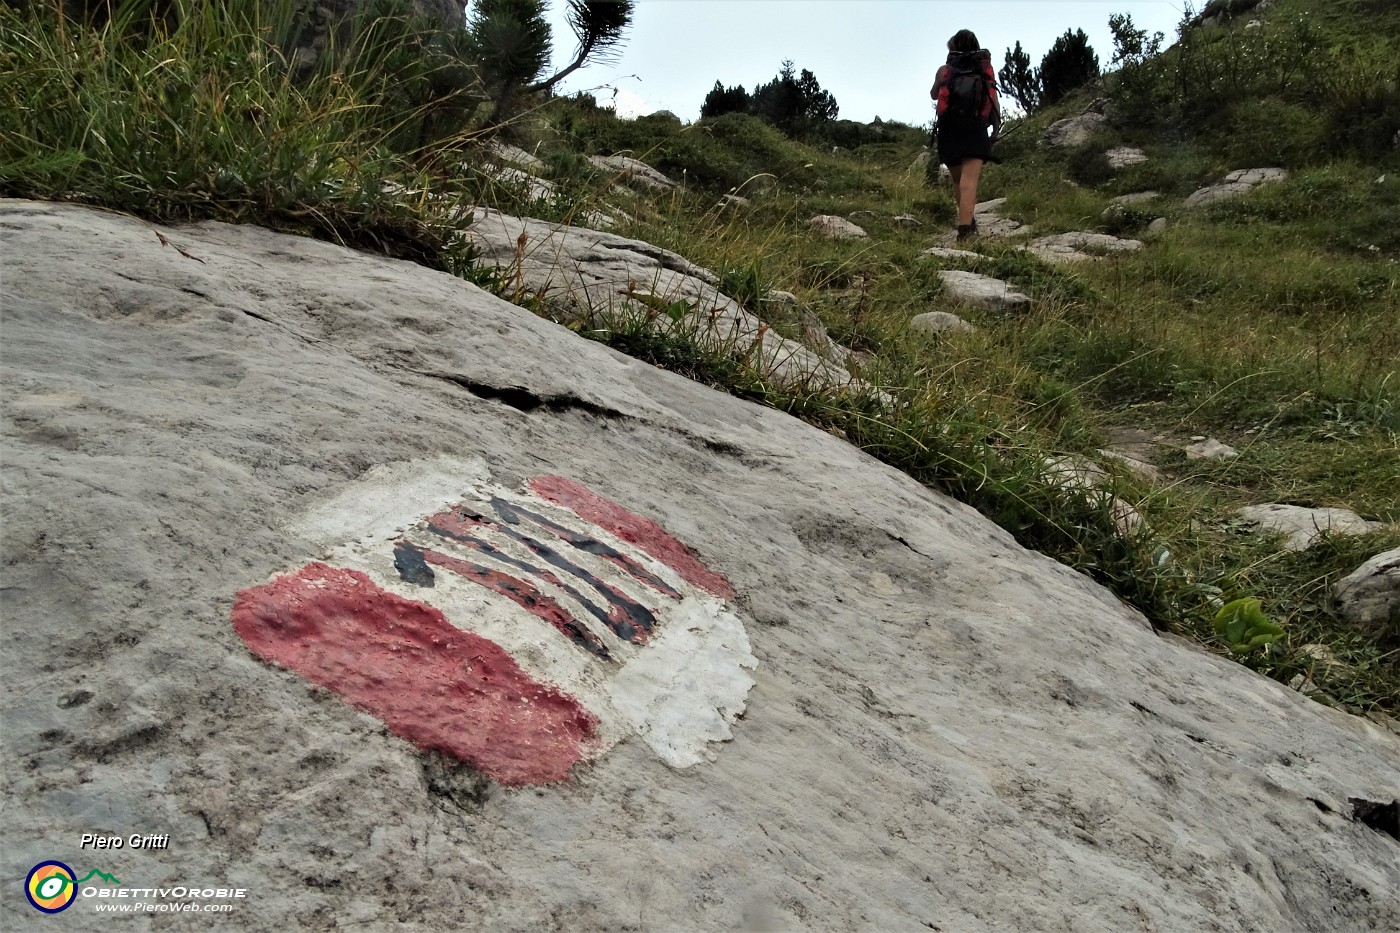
[937,115,1000,167]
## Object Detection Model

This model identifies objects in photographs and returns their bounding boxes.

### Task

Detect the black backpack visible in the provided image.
[944,56,991,122]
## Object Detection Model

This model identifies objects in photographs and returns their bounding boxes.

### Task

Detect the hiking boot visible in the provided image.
[956,224,976,241]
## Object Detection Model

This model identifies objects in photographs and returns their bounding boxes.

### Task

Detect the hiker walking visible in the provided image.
[931,30,1002,240]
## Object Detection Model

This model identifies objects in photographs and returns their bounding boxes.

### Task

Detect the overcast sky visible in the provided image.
[540,0,1189,124]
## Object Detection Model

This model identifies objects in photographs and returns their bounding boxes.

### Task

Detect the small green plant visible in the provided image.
[1213,597,1286,654]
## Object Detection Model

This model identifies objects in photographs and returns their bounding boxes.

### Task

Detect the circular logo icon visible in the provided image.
[26,861,77,913]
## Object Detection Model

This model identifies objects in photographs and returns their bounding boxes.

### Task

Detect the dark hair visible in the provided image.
[948,30,980,53]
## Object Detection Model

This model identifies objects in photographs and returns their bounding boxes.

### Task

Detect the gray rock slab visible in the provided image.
[937,269,1031,312]
[465,208,855,392]
[1238,504,1387,551]
[3,199,1399,932]
[892,214,923,228]
[1111,191,1162,205]
[971,198,1031,239]
[1333,547,1400,633]
[588,154,678,191]
[809,215,868,238]
[1186,167,1289,208]
[1025,232,1144,264]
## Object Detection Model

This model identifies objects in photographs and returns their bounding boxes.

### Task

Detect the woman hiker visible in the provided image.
[931,29,1002,240]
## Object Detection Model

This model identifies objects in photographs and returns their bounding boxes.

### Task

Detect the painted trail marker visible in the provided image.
[233,461,755,785]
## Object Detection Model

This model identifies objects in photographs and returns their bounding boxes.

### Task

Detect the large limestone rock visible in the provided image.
[464,209,856,392]
[1333,547,1400,639]
[4,199,1400,932]
[1185,167,1289,207]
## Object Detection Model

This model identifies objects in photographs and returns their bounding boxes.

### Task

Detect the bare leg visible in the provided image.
[956,158,984,227]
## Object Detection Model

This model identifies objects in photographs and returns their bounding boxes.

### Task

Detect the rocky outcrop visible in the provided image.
[1185,168,1288,207]
[288,0,463,71]
[4,199,1400,932]
[1238,504,1388,551]
[973,198,1031,238]
[1334,547,1400,641]
[1043,111,1106,148]
[464,208,856,391]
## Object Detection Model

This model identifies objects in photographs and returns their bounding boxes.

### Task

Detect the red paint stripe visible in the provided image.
[231,563,598,785]
[529,475,735,599]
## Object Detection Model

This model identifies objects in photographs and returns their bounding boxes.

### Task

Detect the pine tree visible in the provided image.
[1039,28,1100,106]
[1001,41,1042,112]
[700,81,751,119]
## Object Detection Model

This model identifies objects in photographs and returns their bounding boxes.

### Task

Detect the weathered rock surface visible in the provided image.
[1025,232,1144,264]
[1111,191,1162,206]
[588,155,678,191]
[1333,547,1400,638]
[4,199,1400,932]
[485,140,545,172]
[938,270,1031,312]
[809,215,868,238]
[1106,147,1149,169]
[973,198,1031,238]
[1040,456,1144,537]
[464,208,855,391]
[921,246,981,261]
[1238,504,1388,552]
[1042,111,1106,148]
[1185,167,1289,208]
[910,310,977,335]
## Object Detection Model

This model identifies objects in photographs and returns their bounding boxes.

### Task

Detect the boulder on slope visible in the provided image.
[2,199,1398,932]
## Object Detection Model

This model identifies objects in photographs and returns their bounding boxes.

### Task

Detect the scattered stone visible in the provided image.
[1237,504,1386,552]
[1040,456,1144,537]
[1333,547,1400,640]
[766,290,798,307]
[892,214,922,228]
[848,210,879,222]
[486,141,545,172]
[1025,232,1143,264]
[970,198,1030,239]
[719,194,752,211]
[809,215,868,239]
[1147,218,1169,233]
[1042,111,1106,148]
[909,150,931,174]
[1184,438,1238,460]
[1185,168,1288,208]
[1107,147,1149,169]
[588,155,678,191]
[646,110,681,122]
[1099,449,1164,484]
[921,247,980,261]
[937,270,1030,312]
[910,311,977,335]
[1111,191,1162,206]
